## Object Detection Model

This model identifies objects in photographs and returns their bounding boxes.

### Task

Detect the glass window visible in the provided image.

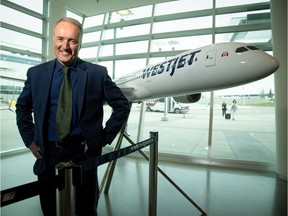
[155,0,212,16]
[153,16,212,34]
[79,47,98,59]
[216,75,275,101]
[125,93,210,157]
[212,72,276,164]
[216,0,269,8]
[100,44,114,57]
[82,32,101,43]
[8,0,43,13]
[0,52,41,152]
[240,30,271,43]
[1,94,23,152]
[1,0,277,169]
[97,61,113,77]
[1,1,46,153]
[84,15,105,28]
[0,51,39,78]
[0,50,41,66]
[67,11,83,24]
[115,59,147,78]
[1,28,42,53]
[1,5,43,33]
[149,57,166,64]
[216,10,270,27]
[116,24,150,38]
[151,35,212,52]
[102,29,114,40]
[116,41,148,55]
[235,47,249,53]
[108,5,153,23]
[216,30,272,43]
[128,5,153,19]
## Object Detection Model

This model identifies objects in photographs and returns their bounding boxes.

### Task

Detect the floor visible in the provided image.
[1,151,287,216]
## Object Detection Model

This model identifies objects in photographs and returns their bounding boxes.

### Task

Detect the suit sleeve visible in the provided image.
[102,73,131,145]
[15,70,35,147]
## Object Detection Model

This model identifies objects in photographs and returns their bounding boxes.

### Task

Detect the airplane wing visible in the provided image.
[119,87,135,95]
[118,87,139,101]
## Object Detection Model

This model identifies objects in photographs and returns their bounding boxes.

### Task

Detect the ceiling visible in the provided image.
[56,0,176,17]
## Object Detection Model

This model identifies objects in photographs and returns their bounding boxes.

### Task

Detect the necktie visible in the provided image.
[56,66,72,140]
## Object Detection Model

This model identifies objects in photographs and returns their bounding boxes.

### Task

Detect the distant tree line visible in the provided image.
[259,89,274,99]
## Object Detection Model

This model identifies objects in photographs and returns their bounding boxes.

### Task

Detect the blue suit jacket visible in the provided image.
[16,58,130,175]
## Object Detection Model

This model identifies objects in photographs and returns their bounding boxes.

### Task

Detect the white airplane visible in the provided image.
[115,42,279,103]
[1,42,279,105]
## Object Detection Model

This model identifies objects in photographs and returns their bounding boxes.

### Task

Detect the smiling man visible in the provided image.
[54,19,82,65]
[16,17,131,216]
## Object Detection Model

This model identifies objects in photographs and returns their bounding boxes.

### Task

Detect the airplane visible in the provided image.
[1,42,279,106]
[115,42,279,103]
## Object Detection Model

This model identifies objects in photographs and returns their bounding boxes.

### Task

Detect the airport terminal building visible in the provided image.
[0,0,287,215]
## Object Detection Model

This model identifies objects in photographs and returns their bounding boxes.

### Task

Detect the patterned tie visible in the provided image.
[56,66,72,139]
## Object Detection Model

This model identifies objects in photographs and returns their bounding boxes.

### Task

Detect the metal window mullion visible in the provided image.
[41,0,49,62]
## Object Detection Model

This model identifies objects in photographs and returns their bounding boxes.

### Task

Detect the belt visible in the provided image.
[49,135,84,148]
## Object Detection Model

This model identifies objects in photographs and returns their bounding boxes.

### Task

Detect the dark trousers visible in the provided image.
[38,144,99,216]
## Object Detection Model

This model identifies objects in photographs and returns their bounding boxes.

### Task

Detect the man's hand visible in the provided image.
[29,142,42,159]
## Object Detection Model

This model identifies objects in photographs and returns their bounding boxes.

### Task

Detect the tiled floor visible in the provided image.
[1,151,287,216]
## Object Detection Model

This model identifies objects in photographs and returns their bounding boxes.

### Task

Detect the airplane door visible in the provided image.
[205,49,217,67]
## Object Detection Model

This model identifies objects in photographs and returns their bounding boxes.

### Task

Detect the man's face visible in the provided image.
[53,21,81,65]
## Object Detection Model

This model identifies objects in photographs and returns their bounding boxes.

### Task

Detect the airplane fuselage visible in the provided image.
[115,42,279,102]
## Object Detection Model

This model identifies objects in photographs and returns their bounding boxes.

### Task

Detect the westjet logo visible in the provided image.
[142,50,201,78]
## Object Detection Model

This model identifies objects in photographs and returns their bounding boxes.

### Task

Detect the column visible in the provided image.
[270,0,287,180]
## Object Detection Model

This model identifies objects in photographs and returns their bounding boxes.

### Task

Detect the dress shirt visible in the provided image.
[48,59,81,141]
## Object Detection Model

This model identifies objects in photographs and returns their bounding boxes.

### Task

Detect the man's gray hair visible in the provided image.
[56,17,83,42]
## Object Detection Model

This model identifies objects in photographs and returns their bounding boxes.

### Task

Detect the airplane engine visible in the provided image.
[173,93,201,103]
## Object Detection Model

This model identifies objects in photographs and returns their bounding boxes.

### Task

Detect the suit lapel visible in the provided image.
[39,60,55,126]
[77,59,88,118]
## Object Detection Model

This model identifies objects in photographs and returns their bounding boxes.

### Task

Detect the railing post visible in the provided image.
[56,161,77,216]
[149,131,158,216]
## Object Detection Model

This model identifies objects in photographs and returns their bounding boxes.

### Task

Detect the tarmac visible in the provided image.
[119,103,276,166]
[1,102,276,167]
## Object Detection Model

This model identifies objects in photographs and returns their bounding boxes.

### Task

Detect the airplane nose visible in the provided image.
[232,51,280,85]
[261,54,280,76]
[271,57,280,71]
[266,56,280,76]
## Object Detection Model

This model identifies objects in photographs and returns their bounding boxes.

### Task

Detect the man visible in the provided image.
[16,17,130,215]
[221,101,227,117]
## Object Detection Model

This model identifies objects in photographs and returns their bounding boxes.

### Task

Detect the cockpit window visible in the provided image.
[235,47,249,53]
[246,45,259,50]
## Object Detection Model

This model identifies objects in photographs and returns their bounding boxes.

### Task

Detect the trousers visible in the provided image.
[38,143,99,216]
